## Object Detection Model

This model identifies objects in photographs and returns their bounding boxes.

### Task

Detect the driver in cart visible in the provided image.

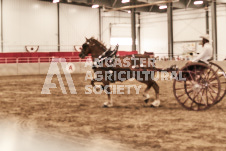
[188,34,213,64]
[186,34,213,88]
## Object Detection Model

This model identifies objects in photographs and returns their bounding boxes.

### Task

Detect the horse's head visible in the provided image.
[79,37,106,59]
[79,38,92,58]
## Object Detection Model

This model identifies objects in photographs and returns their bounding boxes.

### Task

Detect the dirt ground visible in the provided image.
[0,74,226,151]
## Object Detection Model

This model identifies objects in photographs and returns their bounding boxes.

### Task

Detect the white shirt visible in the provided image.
[192,43,213,63]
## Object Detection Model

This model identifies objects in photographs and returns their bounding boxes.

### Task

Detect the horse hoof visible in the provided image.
[144,99,149,104]
[94,85,103,92]
[150,104,158,108]
[150,100,160,108]
[94,87,100,92]
[102,105,109,108]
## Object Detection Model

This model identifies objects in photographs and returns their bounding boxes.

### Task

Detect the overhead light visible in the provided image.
[33,4,40,9]
[194,1,203,5]
[128,10,131,13]
[53,0,60,3]
[159,5,167,9]
[92,4,99,8]
[122,0,130,3]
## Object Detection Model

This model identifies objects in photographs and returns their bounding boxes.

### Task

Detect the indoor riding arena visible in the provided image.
[0,0,226,151]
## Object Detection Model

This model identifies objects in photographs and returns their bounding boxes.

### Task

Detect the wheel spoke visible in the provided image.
[177,89,193,98]
[210,83,224,92]
[187,89,193,94]
[192,89,202,101]
[209,77,218,82]
[194,65,197,76]
[176,80,184,83]
[175,87,185,90]
[187,69,195,81]
[214,68,220,74]
[200,88,207,105]
[190,101,195,109]
[211,84,218,88]
[177,92,186,98]
[210,82,219,85]
[182,97,189,104]
[203,69,209,80]
[206,68,212,79]
[206,88,209,105]
[208,85,218,94]
[217,74,224,78]
[207,88,215,101]
[208,70,216,80]
[186,83,193,87]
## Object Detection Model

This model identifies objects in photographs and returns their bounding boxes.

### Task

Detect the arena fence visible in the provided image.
[0,51,137,76]
[0,52,225,76]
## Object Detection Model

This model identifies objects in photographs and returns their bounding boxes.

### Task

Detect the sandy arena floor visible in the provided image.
[0,74,226,151]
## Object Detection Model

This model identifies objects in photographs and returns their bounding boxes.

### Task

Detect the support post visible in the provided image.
[167,2,173,59]
[211,1,217,60]
[205,4,209,34]
[131,0,136,51]
[138,12,141,54]
[99,7,102,41]
[1,0,3,52]
[57,3,60,52]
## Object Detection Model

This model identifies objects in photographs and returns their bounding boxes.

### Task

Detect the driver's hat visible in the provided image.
[200,34,210,41]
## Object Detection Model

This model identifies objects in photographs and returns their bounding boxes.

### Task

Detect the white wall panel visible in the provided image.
[0,0,1,52]
[60,4,99,52]
[173,9,206,56]
[3,0,58,52]
[216,5,226,60]
[140,13,168,55]
[173,9,206,42]
[140,7,226,60]
[102,11,132,51]
[0,0,225,61]
[111,24,131,37]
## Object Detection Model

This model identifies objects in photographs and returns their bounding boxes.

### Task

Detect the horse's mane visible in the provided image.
[89,37,107,51]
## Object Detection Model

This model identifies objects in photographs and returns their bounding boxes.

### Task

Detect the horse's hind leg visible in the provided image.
[150,81,160,107]
[143,83,153,104]
[102,81,112,108]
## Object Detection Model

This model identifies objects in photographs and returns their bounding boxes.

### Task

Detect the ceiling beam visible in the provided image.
[173,1,186,9]
[217,0,226,3]
[104,0,179,12]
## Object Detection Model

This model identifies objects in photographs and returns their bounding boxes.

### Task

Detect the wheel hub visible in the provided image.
[193,83,202,92]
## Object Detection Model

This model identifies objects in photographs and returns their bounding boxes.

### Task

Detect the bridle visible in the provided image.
[79,42,91,58]
[79,38,107,59]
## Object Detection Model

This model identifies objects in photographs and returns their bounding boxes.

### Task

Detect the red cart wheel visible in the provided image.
[173,63,221,111]
[209,62,226,104]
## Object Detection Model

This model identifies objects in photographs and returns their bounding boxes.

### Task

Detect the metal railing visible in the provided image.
[0,56,91,64]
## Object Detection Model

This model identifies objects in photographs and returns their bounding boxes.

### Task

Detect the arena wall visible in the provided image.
[1,0,99,52]
[140,5,226,60]
[59,3,99,52]
[0,0,225,60]
[0,61,225,76]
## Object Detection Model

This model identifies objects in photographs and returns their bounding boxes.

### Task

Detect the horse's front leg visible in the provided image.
[91,78,104,91]
[143,84,152,104]
[102,82,113,108]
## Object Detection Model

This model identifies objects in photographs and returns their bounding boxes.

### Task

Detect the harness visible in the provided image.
[93,44,119,69]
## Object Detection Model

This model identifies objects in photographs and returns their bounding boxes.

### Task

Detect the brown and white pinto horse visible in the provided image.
[79,37,160,107]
